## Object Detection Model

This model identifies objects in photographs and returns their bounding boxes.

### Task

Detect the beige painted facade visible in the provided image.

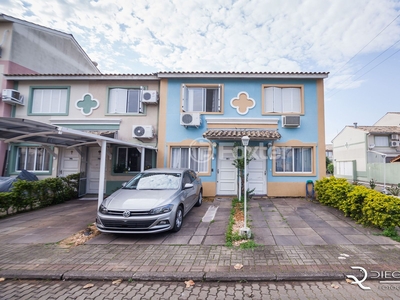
[9,77,160,186]
[13,79,159,135]
[267,182,306,197]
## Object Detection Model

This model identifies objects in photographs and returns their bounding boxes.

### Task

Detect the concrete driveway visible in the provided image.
[0,197,397,246]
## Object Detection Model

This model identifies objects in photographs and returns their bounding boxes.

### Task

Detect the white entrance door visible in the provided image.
[248,147,267,195]
[217,145,237,195]
[87,147,102,194]
[60,148,80,177]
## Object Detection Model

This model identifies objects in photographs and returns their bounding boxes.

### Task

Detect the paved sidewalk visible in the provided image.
[0,197,399,282]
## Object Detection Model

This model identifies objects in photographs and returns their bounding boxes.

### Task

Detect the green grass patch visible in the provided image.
[225,198,259,249]
[380,227,400,242]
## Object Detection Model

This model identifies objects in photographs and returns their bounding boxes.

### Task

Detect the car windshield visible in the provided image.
[123,172,181,190]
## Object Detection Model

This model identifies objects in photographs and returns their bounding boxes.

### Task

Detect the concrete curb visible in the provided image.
[0,270,349,282]
[63,271,133,281]
[0,270,64,280]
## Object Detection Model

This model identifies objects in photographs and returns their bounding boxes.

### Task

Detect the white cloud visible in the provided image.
[1,0,400,84]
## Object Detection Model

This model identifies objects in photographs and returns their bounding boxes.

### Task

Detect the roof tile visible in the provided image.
[203,129,281,140]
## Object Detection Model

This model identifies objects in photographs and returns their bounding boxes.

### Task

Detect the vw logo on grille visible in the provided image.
[123,210,131,218]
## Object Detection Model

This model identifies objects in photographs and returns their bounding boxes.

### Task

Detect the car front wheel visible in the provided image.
[171,206,183,232]
[194,190,202,207]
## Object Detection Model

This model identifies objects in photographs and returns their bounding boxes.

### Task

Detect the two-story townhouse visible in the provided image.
[1,74,160,203]
[0,14,100,175]
[156,72,328,197]
[332,120,400,185]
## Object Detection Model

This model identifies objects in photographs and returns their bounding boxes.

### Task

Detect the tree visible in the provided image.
[232,142,255,200]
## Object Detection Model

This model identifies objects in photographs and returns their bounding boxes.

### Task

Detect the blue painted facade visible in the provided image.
[158,73,327,197]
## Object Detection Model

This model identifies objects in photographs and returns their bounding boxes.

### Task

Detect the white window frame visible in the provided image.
[30,88,68,114]
[181,84,221,113]
[16,146,50,172]
[170,147,209,173]
[108,88,143,114]
[264,86,301,113]
[275,146,312,173]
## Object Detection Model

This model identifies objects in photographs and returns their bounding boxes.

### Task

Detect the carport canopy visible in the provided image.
[0,117,157,206]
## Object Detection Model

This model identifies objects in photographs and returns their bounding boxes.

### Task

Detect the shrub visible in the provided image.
[314,176,400,233]
[362,192,400,229]
[339,185,371,221]
[0,192,13,215]
[11,179,38,211]
[315,176,352,208]
[0,172,80,216]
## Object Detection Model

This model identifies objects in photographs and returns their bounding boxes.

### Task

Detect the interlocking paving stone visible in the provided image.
[0,197,399,283]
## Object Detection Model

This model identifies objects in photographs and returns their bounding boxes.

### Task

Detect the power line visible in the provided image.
[351,39,400,76]
[326,47,400,100]
[328,13,400,79]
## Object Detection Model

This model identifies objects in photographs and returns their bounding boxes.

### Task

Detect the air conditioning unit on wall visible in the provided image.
[390,141,400,147]
[282,115,300,127]
[180,113,201,127]
[2,89,24,105]
[141,90,158,104]
[132,125,154,138]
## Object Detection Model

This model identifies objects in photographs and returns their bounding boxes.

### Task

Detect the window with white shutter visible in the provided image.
[108,88,143,114]
[263,85,303,114]
[181,84,222,113]
[30,88,69,115]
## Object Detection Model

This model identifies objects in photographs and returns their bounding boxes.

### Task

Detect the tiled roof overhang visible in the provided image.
[203,129,281,140]
[5,71,329,80]
[4,74,159,81]
[158,71,329,79]
[356,126,400,134]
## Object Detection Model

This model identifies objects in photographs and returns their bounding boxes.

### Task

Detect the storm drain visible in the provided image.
[202,205,219,222]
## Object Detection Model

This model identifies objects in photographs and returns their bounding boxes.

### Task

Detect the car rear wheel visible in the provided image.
[194,190,203,207]
[172,206,183,232]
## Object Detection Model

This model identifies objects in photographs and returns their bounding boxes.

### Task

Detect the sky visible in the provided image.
[1,0,400,144]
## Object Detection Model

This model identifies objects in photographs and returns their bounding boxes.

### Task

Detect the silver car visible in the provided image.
[96,168,203,234]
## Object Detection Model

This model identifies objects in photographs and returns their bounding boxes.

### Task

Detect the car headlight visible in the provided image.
[99,204,108,214]
[149,204,174,215]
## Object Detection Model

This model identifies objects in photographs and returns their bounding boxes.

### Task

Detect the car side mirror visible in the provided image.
[183,183,194,189]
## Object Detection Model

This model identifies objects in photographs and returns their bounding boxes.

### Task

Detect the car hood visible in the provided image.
[105,189,179,210]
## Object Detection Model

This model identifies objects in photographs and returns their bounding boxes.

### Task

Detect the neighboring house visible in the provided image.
[374,112,400,126]
[1,73,160,198]
[156,71,328,197]
[0,13,100,175]
[332,120,400,185]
